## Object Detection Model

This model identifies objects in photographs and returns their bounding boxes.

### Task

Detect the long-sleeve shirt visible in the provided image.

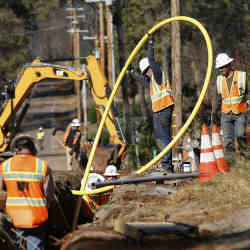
[63,124,81,148]
[131,42,163,88]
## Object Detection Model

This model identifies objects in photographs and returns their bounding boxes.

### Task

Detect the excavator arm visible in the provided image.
[0,59,88,152]
[0,56,126,165]
[86,55,126,162]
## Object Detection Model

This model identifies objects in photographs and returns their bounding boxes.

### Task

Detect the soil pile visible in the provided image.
[60,158,250,249]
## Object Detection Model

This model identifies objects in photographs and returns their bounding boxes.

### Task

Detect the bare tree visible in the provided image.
[113,0,132,143]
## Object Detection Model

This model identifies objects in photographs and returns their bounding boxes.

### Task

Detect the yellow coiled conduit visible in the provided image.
[72,16,213,229]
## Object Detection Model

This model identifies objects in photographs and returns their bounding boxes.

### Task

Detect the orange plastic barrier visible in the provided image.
[211,125,229,173]
[199,124,218,182]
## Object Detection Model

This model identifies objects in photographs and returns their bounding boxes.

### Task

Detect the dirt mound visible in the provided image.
[60,158,250,249]
[93,161,250,232]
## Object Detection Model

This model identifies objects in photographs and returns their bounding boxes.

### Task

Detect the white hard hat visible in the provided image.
[82,173,105,192]
[215,53,234,69]
[71,118,80,127]
[139,57,150,74]
[104,165,120,176]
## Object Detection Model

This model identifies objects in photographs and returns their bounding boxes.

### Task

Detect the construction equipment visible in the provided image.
[82,55,126,169]
[0,58,87,155]
[93,172,200,189]
[0,56,126,166]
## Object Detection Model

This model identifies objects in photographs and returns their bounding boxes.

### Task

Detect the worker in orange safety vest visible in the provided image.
[63,118,81,170]
[212,53,249,160]
[127,37,175,173]
[36,126,45,151]
[0,135,55,250]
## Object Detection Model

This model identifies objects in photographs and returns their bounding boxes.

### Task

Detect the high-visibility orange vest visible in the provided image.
[216,70,248,114]
[0,154,48,228]
[63,125,81,147]
[150,71,174,113]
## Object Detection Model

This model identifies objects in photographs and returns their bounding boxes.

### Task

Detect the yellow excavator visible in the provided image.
[0,56,126,165]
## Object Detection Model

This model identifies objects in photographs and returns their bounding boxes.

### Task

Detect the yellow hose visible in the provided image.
[136,17,213,174]
[72,16,213,229]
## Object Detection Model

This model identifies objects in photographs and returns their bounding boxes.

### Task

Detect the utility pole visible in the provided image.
[72,8,82,123]
[106,0,114,90]
[66,1,81,122]
[82,64,88,143]
[171,0,182,151]
[66,2,87,123]
[99,1,105,75]
[85,0,112,82]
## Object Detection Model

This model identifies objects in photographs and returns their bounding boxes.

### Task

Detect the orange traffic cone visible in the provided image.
[199,124,219,182]
[211,125,229,173]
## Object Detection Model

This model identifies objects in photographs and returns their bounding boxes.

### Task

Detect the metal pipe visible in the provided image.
[94,173,199,188]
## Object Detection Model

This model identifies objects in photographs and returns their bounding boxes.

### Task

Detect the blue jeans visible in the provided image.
[15,223,48,250]
[221,112,247,158]
[153,106,173,170]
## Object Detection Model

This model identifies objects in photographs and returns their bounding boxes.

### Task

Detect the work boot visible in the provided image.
[163,169,173,175]
[160,164,174,175]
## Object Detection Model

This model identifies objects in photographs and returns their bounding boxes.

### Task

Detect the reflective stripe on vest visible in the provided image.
[7,197,47,207]
[3,158,45,182]
[216,71,247,114]
[150,71,174,112]
[2,156,48,228]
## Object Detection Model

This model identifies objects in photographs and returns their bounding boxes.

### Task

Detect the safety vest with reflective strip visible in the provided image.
[1,154,48,228]
[63,126,81,147]
[216,71,248,114]
[150,71,174,112]
[36,131,44,140]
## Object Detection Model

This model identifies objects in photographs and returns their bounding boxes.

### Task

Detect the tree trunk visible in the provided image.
[137,82,150,119]
[113,0,131,143]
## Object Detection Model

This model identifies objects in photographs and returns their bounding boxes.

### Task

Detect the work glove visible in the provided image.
[126,66,134,75]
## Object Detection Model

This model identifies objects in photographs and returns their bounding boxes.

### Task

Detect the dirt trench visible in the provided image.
[59,154,250,250]
[11,79,250,249]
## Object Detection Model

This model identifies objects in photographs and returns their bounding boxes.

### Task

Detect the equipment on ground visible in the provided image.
[94,172,199,189]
